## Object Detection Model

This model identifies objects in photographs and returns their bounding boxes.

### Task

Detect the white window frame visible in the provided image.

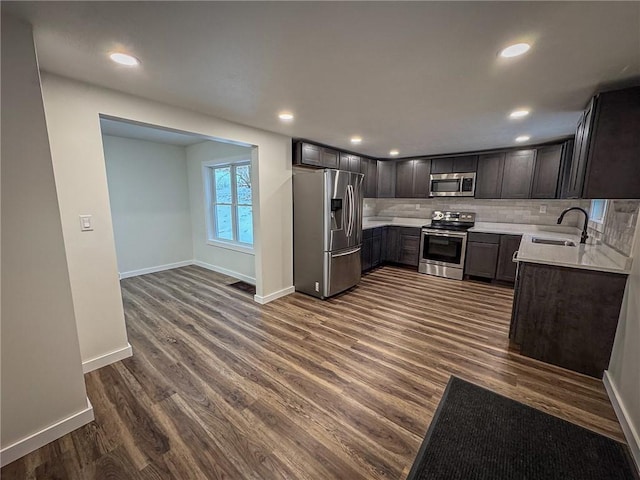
[202,156,254,253]
[588,199,608,233]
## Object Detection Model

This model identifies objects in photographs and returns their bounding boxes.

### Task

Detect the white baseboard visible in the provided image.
[193,260,255,285]
[82,343,133,373]
[603,370,640,472]
[254,286,295,305]
[0,397,94,467]
[119,260,193,279]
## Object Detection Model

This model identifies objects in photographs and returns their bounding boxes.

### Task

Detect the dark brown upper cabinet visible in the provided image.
[339,152,361,173]
[377,160,396,198]
[475,153,505,199]
[395,158,431,198]
[430,155,478,174]
[360,157,378,198]
[566,86,640,199]
[501,150,536,199]
[531,144,563,199]
[294,142,339,169]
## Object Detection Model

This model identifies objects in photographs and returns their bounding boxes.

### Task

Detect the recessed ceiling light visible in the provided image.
[109,52,140,66]
[389,149,399,156]
[510,109,530,119]
[278,112,294,121]
[499,43,531,58]
[515,135,531,143]
[350,136,362,144]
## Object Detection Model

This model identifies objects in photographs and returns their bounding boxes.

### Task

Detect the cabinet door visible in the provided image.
[377,161,396,198]
[430,157,453,174]
[496,235,522,282]
[339,152,351,171]
[453,155,478,173]
[361,237,372,272]
[567,102,594,198]
[380,227,388,262]
[384,227,400,262]
[464,242,499,278]
[321,148,339,169]
[395,160,414,198]
[298,143,322,166]
[361,158,378,198]
[350,155,361,173]
[413,159,431,198]
[583,87,640,199]
[339,153,360,172]
[501,150,535,198]
[371,234,382,267]
[399,235,420,266]
[532,145,562,198]
[476,153,505,199]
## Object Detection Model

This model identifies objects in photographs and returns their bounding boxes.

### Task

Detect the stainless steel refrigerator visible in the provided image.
[293,169,364,299]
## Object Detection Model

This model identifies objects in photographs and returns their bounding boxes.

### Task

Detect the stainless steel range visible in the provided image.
[419,211,476,280]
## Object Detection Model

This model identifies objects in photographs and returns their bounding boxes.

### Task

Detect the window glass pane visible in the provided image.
[214,167,232,203]
[237,206,253,244]
[215,205,233,240]
[235,164,252,204]
[590,199,607,223]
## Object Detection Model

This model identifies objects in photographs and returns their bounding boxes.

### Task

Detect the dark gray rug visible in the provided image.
[406,376,638,480]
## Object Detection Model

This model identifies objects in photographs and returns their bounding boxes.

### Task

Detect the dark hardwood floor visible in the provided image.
[2,265,625,479]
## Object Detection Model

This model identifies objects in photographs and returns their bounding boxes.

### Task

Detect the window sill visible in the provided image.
[206,239,255,254]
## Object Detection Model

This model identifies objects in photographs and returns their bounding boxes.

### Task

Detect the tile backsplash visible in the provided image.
[588,200,639,257]
[367,198,591,226]
[365,197,639,256]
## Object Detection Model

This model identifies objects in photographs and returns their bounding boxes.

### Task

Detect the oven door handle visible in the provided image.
[422,230,468,239]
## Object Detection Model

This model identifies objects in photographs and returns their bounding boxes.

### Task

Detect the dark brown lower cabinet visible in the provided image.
[362,228,384,272]
[399,233,420,266]
[510,262,627,378]
[465,233,521,282]
[379,226,420,266]
[465,241,499,278]
[495,235,521,282]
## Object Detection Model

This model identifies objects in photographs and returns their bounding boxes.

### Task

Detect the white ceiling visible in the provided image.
[100,117,207,146]
[5,2,640,158]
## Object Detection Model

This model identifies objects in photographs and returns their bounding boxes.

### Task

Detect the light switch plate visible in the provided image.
[539,205,547,214]
[79,215,93,231]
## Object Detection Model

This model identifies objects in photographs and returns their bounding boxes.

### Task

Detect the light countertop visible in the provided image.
[362,216,632,274]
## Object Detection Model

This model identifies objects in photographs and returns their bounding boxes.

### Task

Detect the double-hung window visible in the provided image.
[204,161,253,248]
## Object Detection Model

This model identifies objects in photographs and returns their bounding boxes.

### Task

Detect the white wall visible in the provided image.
[40,73,293,365]
[606,218,640,470]
[186,140,255,283]
[102,135,193,276]
[1,14,91,465]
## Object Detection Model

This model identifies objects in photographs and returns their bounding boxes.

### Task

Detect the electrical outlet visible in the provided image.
[315,282,320,292]
[539,205,547,214]
[415,204,420,210]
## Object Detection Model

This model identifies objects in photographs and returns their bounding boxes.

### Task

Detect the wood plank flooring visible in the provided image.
[2,265,625,479]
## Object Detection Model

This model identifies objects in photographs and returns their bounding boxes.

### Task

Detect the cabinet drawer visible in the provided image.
[398,227,421,237]
[372,227,384,237]
[468,232,500,244]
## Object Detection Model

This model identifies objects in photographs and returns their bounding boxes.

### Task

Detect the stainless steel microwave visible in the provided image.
[429,172,476,197]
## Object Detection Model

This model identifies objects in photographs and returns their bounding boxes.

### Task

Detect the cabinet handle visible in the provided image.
[512,250,519,263]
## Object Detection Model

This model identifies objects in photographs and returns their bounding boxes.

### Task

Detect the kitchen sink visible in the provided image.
[531,237,576,247]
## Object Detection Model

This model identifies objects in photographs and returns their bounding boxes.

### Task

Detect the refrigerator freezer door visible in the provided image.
[324,246,362,297]
[325,170,364,251]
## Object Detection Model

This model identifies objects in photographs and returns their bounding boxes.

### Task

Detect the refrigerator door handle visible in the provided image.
[347,184,355,237]
[331,246,361,257]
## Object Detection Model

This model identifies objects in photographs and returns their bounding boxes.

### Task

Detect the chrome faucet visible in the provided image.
[557,207,589,244]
